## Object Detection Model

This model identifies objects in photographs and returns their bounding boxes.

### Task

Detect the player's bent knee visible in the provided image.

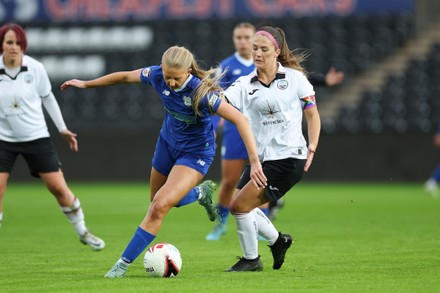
[229,201,246,214]
[149,199,172,220]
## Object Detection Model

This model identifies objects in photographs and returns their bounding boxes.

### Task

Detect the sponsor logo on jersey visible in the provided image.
[5,98,25,117]
[248,89,259,95]
[277,80,288,89]
[183,95,192,106]
[162,89,170,96]
[262,101,281,118]
[142,67,151,77]
[261,101,284,125]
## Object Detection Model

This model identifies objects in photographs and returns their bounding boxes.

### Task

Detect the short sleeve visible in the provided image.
[139,66,159,85]
[297,72,315,99]
[224,78,244,111]
[36,63,52,98]
[202,91,223,113]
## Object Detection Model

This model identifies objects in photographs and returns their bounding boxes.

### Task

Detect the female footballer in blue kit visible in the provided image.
[61,46,267,278]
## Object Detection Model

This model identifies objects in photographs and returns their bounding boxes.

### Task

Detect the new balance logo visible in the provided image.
[248,89,259,95]
[197,159,206,166]
[269,185,279,191]
[162,90,170,96]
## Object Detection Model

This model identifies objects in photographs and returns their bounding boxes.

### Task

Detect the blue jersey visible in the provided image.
[140,66,222,156]
[220,53,254,134]
[219,52,255,89]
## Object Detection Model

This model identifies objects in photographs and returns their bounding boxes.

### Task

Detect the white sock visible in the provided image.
[0,212,3,222]
[234,212,259,259]
[118,258,130,266]
[61,198,88,236]
[196,186,202,200]
[251,208,279,246]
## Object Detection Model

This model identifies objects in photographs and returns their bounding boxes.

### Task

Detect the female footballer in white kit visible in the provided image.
[224,26,321,272]
[0,23,105,250]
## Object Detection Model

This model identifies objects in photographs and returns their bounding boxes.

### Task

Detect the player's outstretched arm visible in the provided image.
[61,69,142,90]
[216,101,267,189]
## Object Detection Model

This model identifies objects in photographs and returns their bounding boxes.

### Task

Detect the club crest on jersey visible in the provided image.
[232,69,242,75]
[183,95,192,106]
[142,67,151,77]
[23,73,33,84]
[277,80,288,90]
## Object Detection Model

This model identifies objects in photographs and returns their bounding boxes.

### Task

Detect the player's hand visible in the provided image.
[60,79,86,90]
[434,133,440,148]
[325,67,344,87]
[60,129,78,152]
[250,161,267,190]
[304,150,315,172]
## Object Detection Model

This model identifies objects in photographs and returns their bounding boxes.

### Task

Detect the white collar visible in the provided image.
[234,52,254,67]
[174,74,193,92]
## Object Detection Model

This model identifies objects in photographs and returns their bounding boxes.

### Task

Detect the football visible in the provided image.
[143,243,182,277]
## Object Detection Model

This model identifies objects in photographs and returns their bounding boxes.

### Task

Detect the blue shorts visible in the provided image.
[152,136,214,176]
[221,120,248,160]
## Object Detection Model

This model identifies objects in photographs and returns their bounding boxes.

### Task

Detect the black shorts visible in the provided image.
[237,158,305,201]
[0,138,61,178]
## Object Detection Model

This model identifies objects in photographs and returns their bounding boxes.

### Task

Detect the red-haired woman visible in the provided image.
[0,23,105,251]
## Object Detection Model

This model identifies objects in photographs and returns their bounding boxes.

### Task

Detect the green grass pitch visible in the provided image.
[0,182,439,292]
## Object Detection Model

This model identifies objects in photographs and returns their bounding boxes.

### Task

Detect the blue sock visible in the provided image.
[433,165,440,182]
[218,204,230,224]
[175,187,199,207]
[260,207,269,217]
[121,227,156,263]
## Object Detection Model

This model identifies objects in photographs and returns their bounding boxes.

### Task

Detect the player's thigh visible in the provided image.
[0,140,19,174]
[0,173,10,196]
[153,165,203,207]
[230,182,266,213]
[150,167,168,202]
[21,138,61,178]
[221,158,247,185]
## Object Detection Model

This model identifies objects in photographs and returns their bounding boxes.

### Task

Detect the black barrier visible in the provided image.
[8,131,438,182]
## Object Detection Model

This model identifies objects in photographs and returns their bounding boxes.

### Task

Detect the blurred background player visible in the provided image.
[206,22,261,241]
[61,45,266,278]
[206,23,344,240]
[0,23,105,250]
[424,124,440,197]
